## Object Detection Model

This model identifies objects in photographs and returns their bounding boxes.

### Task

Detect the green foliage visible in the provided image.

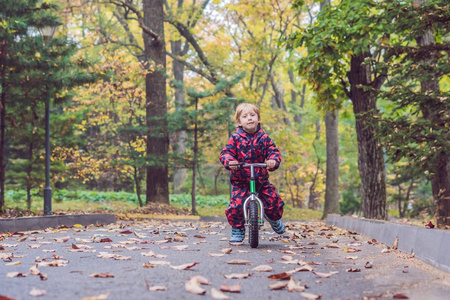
[339,185,361,215]
[375,0,450,178]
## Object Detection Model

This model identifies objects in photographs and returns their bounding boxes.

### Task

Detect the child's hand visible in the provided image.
[266,159,276,170]
[229,161,239,170]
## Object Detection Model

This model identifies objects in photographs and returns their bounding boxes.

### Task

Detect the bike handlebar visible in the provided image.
[225,162,267,170]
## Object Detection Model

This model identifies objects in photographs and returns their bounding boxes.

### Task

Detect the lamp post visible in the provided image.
[39,25,57,216]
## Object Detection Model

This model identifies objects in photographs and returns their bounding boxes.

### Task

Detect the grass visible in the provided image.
[2,190,322,221]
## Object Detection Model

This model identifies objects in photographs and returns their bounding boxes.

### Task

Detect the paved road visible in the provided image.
[1,219,449,300]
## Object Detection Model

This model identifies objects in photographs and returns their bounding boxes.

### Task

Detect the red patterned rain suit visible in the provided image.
[220,125,284,229]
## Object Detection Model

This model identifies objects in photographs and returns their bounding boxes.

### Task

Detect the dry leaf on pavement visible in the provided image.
[185,276,208,295]
[29,288,46,297]
[268,272,291,280]
[221,248,232,254]
[89,273,114,278]
[312,271,338,278]
[170,262,199,270]
[82,292,110,300]
[300,291,321,299]
[220,283,241,293]
[287,277,305,292]
[226,259,251,265]
[268,281,289,290]
[251,265,274,272]
[223,273,250,279]
[211,288,231,299]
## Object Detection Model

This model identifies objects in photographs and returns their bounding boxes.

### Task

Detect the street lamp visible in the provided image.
[39,25,58,216]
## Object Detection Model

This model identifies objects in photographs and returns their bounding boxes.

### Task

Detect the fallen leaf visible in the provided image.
[220,283,241,293]
[7,272,28,277]
[173,245,189,251]
[381,248,390,253]
[30,266,40,275]
[170,262,198,270]
[326,244,339,248]
[300,291,321,299]
[281,255,293,261]
[185,277,206,295]
[287,265,313,273]
[145,279,168,291]
[365,261,373,268]
[37,259,69,267]
[393,237,399,250]
[190,275,211,285]
[393,294,409,299]
[403,266,409,273]
[193,235,206,238]
[89,273,114,278]
[346,268,361,272]
[268,281,289,290]
[29,288,46,297]
[287,277,305,292]
[342,248,360,253]
[223,273,250,279]
[54,236,70,243]
[209,253,225,257]
[211,288,231,299]
[99,238,113,243]
[251,265,274,272]
[268,272,291,280]
[312,271,338,278]
[226,259,251,265]
[425,221,435,229]
[345,256,358,260]
[5,261,21,266]
[221,248,232,254]
[82,292,110,300]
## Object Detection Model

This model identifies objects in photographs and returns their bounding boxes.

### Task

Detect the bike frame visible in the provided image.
[241,163,266,226]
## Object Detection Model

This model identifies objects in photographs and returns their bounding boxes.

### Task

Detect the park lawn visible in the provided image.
[3,190,322,221]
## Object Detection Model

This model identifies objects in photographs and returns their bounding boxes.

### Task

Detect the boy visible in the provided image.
[220,103,285,243]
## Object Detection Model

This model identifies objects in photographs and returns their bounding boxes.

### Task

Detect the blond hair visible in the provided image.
[235,103,260,124]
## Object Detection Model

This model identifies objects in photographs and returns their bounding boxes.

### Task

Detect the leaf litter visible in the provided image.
[1,219,429,300]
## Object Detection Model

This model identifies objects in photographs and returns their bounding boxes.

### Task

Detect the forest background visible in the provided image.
[0,0,449,227]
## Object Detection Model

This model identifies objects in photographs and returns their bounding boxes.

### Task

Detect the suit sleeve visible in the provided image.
[219,135,238,167]
[266,136,281,171]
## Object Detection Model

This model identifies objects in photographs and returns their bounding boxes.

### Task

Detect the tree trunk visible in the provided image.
[143,0,169,204]
[171,39,188,194]
[191,97,198,215]
[349,54,387,219]
[322,110,340,219]
[133,166,143,207]
[0,58,6,212]
[413,3,450,227]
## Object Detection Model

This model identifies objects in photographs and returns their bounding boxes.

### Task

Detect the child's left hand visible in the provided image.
[266,159,276,170]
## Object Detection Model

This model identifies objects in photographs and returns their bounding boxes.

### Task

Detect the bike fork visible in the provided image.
[243,194,265,226]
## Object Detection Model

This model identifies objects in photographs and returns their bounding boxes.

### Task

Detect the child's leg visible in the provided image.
[225,184,249,228]
[258,181,284,221]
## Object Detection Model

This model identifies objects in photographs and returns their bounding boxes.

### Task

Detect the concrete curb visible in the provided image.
[326,214,450,274]
[0,214,116,233]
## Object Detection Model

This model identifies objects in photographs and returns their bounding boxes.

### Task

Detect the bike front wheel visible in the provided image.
[248,200,259,248]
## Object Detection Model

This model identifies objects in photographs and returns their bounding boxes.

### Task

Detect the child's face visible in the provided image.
[237,107,259,134]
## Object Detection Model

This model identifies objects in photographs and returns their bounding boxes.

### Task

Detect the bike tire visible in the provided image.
[248,201,259,248]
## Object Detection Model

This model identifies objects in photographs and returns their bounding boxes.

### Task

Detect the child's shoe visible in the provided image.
[229,227,245,243]
[264,216,285,234]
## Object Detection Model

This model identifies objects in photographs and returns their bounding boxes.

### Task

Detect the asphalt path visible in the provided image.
[1,219,449,300]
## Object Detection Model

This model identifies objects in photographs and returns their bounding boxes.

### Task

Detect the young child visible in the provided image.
[220,103,285,243]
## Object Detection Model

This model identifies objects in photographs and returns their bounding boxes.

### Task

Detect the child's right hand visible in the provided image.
[229,161,239,170]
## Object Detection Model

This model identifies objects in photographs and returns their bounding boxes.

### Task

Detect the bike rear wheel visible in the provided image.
[248,201,259,248]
